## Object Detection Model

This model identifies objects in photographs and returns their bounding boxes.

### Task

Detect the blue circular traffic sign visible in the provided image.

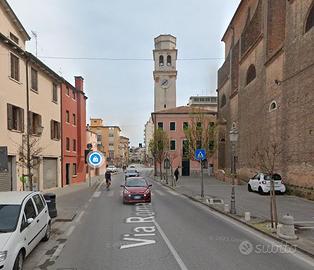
[87,151,104,168]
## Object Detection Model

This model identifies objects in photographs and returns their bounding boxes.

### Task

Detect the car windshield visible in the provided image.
[126,179,147,187]
[126,169,137,173]
[264,174,282,180]
[0,204,20,233]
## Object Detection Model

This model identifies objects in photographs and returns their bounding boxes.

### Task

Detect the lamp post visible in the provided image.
[229,127,238,214]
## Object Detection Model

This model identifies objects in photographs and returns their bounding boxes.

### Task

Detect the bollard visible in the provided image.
[244,212,251,222]
[209,198,214,204]
[277,214,297,240]
[43,193,57,218]
[224,204,229,213]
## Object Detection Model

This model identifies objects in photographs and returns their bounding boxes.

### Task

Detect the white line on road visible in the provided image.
[154,190,165,196]
[65,225,76,237]
[75,211,85,224]
[93,191,101,197]
[167,190,179,196]
[190,200,314,267]
[51,243,66,261]
[154,220,189,270]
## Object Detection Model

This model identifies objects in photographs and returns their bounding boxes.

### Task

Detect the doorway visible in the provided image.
[66,163,71,185]
[181,159,190,176]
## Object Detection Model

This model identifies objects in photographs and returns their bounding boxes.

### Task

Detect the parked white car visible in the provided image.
[248,173,286,194]
[0,192,51,270]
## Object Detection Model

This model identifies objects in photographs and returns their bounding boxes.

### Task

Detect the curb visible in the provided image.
[149,176,314,259]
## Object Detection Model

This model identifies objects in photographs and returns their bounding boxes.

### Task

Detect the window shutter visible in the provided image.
[50,120,54,139]
[57,122,61,140]
[7,104,13,130]
[28,111,33,134]
[20,108,24,132]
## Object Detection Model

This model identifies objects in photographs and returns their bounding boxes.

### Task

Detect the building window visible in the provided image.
[157,122,163,130]
[66,137,70,151]
[73,163,77,176]
[50,120,60,140]
[209,122,215,128]
[72,90,76,100]
[66,110,70,123]
[197,122,202,129]
[10,53,19,81]
[269,101,278,112]
[220,94,226,108]
[52,83,58,103]
[66,86,70,96]
[208,140,215,151]
[167,55,171,66]
[10,33,19,44]
[305,4,314,33]
[73,139,76,152]
[7,104,24,132]
[73,113,76,125]
[183,122,189,130]
[159,55,164,66]
[170,122,176,131]
[246,64,256,85]
[29,112,42,135]
[164,104,167,108]
[31,68,38,91]
[170,140,176,151]
[97,134,102,141]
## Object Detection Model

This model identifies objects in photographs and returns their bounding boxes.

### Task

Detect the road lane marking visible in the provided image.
[154,190,165,196]
[154,220,189,270]
[51,243,66,261]
[190,199,314,267]
[65,225,75,237]
[167,190,179,196]
[75,211,85,223]
[93,191,101,197]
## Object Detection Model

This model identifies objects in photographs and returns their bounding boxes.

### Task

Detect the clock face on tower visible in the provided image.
[160,79,170,89]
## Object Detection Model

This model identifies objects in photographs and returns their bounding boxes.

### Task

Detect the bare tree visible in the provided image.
[184,108,217,161]
[149,129,169,181]
[17,136,43,191]
[251,140,282,228]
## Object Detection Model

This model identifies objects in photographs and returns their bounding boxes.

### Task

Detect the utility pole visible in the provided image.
[200,160,204,198]
[25,56,33,191]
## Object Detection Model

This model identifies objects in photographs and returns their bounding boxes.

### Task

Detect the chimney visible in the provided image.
[75,76,84,92]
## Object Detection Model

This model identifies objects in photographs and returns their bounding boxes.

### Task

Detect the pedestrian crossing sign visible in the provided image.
[195,149,206,161]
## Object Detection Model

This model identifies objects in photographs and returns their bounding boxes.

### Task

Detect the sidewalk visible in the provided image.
[151,173,314,257]
[47,175,104,222]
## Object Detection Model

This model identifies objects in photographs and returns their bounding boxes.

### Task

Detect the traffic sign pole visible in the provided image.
[195,149,206,199]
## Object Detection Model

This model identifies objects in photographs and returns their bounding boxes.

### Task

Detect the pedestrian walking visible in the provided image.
[174,166,180,182]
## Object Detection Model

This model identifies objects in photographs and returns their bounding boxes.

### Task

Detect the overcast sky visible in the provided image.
[8,0,240,146]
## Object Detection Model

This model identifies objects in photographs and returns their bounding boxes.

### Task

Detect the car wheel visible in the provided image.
[258,186,265,195]
[248,184,253,192]
[13,250,24,270]
[42,222,51,242]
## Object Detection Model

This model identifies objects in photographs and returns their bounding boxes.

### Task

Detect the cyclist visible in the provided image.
[105,165,112,190]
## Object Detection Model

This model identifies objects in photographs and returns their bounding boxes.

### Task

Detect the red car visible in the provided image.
[121,177,152,204]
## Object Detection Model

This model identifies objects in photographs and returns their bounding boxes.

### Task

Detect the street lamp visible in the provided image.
[229,127,238,214]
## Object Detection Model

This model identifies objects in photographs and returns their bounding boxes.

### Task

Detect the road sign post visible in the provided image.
[195,149,206,199]
[87,151,104,187]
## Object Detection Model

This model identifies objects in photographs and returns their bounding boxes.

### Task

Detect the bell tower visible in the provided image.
[153,35,177,112]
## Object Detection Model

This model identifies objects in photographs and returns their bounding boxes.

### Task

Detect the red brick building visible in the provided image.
[61,76,87,186]
[217,0,314,188]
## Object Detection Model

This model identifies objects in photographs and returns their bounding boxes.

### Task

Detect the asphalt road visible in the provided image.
[27,170,314,270]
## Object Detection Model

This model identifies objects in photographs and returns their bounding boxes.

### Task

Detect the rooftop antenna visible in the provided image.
[31,31,38,57]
